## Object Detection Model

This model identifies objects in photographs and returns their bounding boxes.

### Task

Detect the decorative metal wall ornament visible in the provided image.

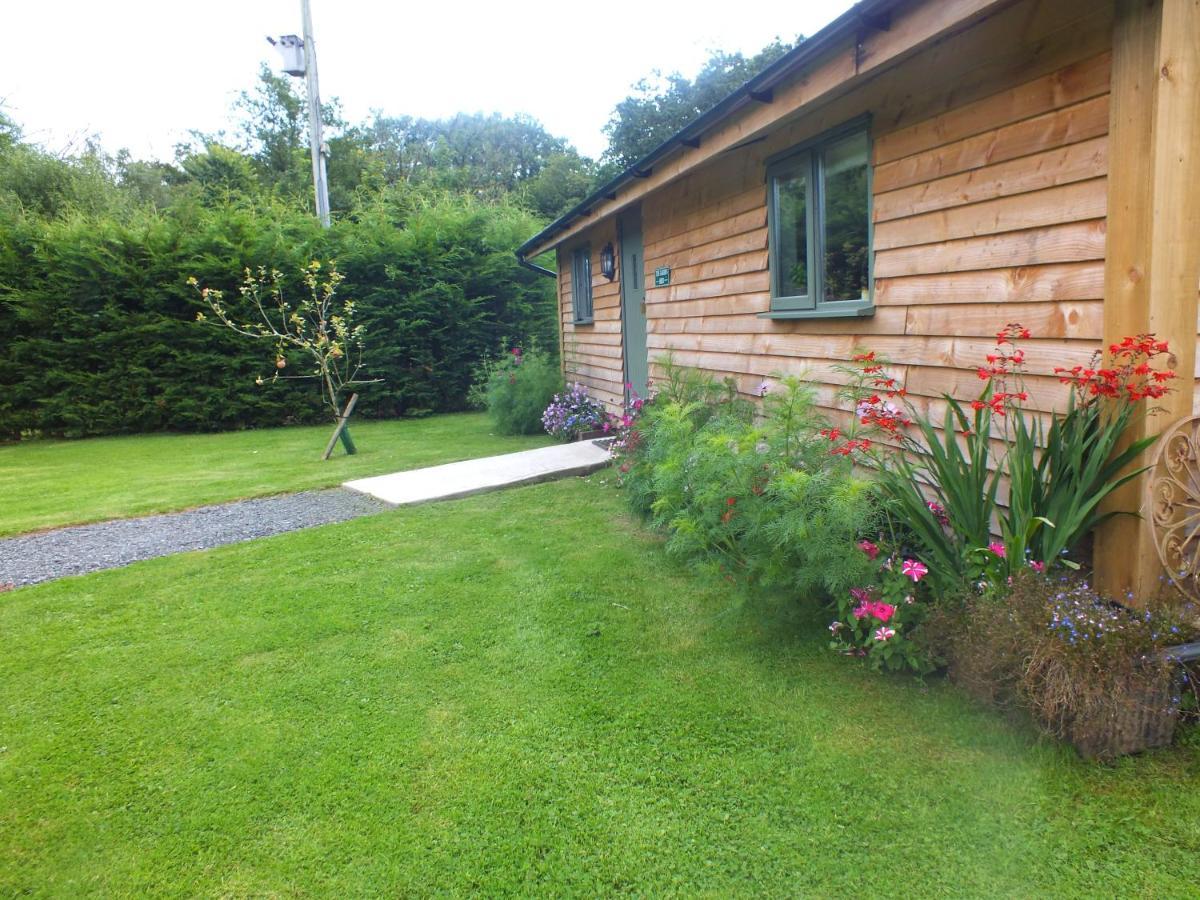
[1148,414,1200,602]
[599,243,617,280]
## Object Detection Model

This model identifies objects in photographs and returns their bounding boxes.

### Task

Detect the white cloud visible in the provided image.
[0,0,853,161]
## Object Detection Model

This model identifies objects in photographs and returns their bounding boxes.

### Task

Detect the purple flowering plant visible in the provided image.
[541,382,609,441]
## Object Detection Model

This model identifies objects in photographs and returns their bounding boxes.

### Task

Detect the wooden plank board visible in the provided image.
[874,260,1104,305]
[1095,0,1200,598]
[646,173,766,243]
[874,93,1110,193]
[643,207,767,261]
[873,177,1107,250]
[874,51,1112,164]
[648,306,912,336]
[873,219,1106,278]
[647,331,1100,375]
[644,225,768,270]
[648,347,1074,413]
[904,299,1104,340]
[873,135,1104,224]
[661,249,769,285]
[647,298,1103,341]
[873,135,1108,222]
[566,319,621,335]
[647,271,771,304]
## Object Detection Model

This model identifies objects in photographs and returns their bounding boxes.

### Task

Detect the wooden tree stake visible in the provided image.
[322,393,360,460]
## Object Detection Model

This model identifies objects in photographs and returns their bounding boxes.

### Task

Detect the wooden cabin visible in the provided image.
[517,0,1200,598]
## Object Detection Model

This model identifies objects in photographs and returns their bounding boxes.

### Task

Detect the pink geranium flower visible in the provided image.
[858,540,879,560]
[987,541,1006,558]
[901,559,928,583]
[874,626,896,642]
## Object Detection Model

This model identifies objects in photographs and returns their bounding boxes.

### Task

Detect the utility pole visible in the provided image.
[269,1,331,226]
[301,0,331,227]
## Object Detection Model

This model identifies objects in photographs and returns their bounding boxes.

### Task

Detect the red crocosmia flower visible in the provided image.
[926,501,950,526]
[1059,333,1177,408]
[726,497,737,507]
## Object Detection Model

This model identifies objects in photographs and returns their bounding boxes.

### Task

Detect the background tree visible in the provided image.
[0,34,807,440]
[520,152,596,219]
[600,39,800,171]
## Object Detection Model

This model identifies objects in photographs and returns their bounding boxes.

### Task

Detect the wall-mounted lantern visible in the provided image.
[600,242,617,280]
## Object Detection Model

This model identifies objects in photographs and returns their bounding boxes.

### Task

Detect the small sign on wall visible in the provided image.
[654,266,671,286]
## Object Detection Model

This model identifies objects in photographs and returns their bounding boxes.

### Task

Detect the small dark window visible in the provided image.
[571,245,593,324]
[764,122,872,318]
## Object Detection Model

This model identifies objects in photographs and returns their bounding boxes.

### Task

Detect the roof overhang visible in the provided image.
[517,0,904,265]
[517,0,1011,265]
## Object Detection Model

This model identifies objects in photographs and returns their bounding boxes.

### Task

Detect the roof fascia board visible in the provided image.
[520,0,1012,259]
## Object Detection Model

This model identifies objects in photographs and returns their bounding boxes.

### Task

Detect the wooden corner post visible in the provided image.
[1096,0,1200,600]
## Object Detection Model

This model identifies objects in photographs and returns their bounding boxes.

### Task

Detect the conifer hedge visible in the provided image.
[0,193,556,439]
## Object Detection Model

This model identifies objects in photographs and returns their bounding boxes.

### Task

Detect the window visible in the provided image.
[764,122,872,318]
[571,245,593,324]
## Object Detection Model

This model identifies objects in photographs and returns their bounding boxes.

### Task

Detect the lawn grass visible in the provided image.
[0,413,553,537]
[1,477,1197,895]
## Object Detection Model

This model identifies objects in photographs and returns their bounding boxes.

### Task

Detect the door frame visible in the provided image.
[617,205,648,401]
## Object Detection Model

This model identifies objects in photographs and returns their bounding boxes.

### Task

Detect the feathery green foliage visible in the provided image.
[620,364,878,601]
[471,344,563,436]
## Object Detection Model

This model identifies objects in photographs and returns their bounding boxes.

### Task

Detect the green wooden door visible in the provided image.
[619,208,649,399]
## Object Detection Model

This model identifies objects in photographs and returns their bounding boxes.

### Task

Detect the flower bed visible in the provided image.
[610,330,1199,759]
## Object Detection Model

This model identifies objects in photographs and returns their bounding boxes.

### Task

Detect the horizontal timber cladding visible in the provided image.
[555,216,630,409]
[549,0,1119,420]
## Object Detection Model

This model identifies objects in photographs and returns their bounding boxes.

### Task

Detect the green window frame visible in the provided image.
[571,245,593,324]
[761,118,874,320]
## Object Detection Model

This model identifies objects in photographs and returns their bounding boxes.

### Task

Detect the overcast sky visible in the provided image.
[1,0,855,162]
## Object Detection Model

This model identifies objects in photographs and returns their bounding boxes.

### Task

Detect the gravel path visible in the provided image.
[0,489,392,588]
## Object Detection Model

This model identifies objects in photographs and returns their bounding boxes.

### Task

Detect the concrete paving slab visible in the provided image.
[342,440,612,505]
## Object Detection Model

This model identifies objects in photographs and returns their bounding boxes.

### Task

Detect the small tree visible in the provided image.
[190,262,379,449]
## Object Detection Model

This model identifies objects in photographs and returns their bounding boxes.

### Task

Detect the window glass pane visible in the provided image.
[775,167,808,298]
[821,130,870,303]
[574,248,592,320]
[582,254,591,318]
